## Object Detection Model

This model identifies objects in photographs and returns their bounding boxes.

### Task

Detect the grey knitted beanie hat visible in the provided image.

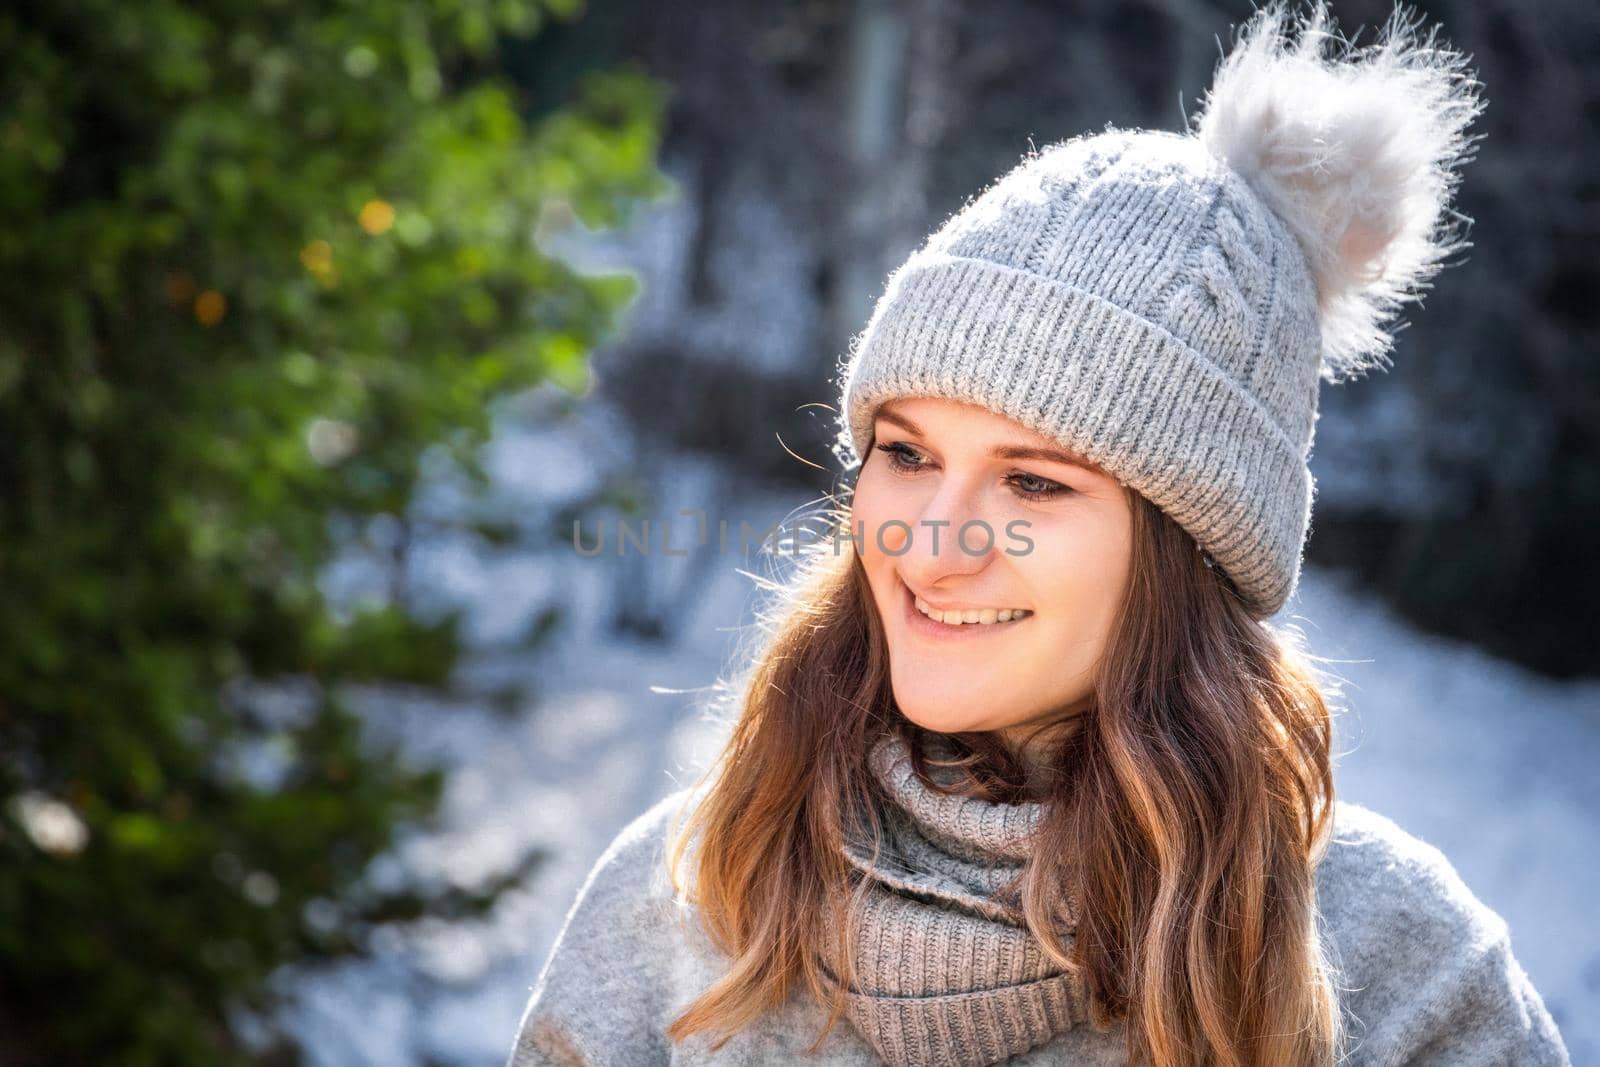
[835,2,1484,618]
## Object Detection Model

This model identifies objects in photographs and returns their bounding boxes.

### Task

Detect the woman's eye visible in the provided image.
[875,443,1069,501]
[874,442,926,472]
[1006,472,1070,501]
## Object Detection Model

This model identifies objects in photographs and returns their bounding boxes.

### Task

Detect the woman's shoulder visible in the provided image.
[1313,799,1570,1064]
[1316,798,1509,949]
[549,785,705,946]
[507,787,706,1066]
[580,786,698,898]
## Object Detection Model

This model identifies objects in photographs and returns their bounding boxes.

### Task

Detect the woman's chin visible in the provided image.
[892,692,1004,736]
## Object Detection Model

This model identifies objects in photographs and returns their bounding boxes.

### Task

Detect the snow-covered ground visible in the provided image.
[282,410,1599,1066]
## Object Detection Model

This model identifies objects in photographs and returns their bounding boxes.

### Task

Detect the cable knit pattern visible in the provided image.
[835,130,1323,618]
[825,732,1089,1067]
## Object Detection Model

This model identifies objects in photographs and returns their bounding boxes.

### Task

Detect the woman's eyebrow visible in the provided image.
[991,443,1100,472]
[874,409,923,436]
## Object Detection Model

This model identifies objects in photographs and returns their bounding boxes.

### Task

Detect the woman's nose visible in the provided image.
[888,487,996,581]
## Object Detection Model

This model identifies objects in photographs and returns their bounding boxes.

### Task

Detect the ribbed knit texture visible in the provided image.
[824,732,1089,1066]
[508,781,1571,1066]
[835,129,1323,618]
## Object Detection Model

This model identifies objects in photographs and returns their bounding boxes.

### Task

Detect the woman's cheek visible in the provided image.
[855,471,917,561]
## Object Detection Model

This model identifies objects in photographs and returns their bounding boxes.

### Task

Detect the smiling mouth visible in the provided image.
[901,578,1033,630]
[914,596,1033,626]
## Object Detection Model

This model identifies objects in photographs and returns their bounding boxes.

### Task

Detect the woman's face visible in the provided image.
[852,397,1134,744]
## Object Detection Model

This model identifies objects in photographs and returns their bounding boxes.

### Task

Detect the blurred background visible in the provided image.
[1,0,1595,1064]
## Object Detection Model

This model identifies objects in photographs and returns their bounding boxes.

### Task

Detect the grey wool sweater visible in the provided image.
[507,732,1570,1066]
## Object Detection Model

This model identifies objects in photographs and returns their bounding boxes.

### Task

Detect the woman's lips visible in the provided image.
[898,577,1032,641]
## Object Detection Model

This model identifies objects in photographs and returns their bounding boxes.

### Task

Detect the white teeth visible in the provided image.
[914,596,1032,626]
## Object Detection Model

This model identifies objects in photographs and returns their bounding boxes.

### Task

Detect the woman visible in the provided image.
[508,4,1571,1065]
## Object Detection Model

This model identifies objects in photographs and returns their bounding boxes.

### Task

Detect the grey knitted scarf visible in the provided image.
[829,731,1092,1067]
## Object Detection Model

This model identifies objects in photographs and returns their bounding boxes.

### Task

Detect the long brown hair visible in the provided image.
[663,475,1346,1066]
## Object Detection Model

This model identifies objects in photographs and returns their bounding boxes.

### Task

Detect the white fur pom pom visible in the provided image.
[1193,2,1486,382]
